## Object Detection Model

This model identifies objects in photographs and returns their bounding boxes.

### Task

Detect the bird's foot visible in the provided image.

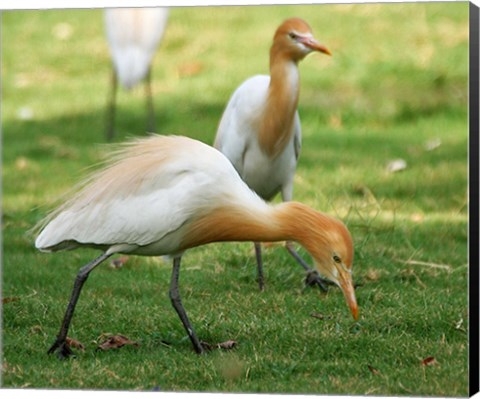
[48,338,75,360]
[257,277,265,292]
[304,271,332,292]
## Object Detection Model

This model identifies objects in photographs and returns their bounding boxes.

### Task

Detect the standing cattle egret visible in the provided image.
[214,18,332,290]
[35,135,358,358]
[104,7,169,140]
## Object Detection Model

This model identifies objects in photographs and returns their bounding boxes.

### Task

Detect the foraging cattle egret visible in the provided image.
[35,135,358,358]
[104,7,169,140]
[214,18,332,290]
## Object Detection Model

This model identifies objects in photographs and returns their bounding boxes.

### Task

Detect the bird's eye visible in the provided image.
[289,32,298,40]
[333,255,341,263]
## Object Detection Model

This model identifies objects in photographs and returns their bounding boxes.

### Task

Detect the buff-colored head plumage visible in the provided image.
[271,18,331,62]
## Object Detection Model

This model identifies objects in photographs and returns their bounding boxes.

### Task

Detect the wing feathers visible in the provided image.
[35,135,236,251]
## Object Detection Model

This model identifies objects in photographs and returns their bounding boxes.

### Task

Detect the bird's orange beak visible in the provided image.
[299,37,332,56]
[337,267,359,320]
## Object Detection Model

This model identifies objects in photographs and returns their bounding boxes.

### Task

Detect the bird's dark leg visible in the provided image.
[145,67,156,133]
[169,256,204,354]
[48,252,112,359]
[280,189,329,291]
[284,241,330,292]
[254,242,264,291]
[106,68,118,141]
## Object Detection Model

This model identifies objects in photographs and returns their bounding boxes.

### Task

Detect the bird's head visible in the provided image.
[272,17,331,62]
[311,215,358,320]
[283,203,358,320]
[312,226,358,321]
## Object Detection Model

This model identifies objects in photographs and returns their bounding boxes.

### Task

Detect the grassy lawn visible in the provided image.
[1,2,469,395]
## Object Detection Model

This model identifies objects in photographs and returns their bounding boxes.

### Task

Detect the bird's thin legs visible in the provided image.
[145,68,156,133]
[280,189,329,290]
[106,68,118,141]
[48,252,112,359]
[254,241,329,291]
[284,240,315,272]
[169,256,204,354]
[284,241,330,292]
[254,242,264,291]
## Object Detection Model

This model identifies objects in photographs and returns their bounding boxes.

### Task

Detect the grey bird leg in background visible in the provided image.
[254,241,328,291]
[281,188,330,291]
[169,256,205,354]
[48,252,113,359]
[284,241,330,291]
[106,68,118,141]
[145,67,156,133]
[254,242,264,291]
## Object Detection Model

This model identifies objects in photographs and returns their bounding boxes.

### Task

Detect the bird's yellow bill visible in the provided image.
[338,268,359,320]
[299,37,332,56]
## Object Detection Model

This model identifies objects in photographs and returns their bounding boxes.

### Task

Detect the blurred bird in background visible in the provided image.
[104,7,169,140]
[214,18,332,291]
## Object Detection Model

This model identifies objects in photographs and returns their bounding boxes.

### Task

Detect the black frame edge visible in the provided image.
[469,1,480,397]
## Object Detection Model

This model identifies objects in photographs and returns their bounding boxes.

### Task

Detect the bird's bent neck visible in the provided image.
[180,201,337,259]
[258,51,301,159]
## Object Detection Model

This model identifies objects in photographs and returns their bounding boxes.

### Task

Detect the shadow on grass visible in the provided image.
[3,99,226,152]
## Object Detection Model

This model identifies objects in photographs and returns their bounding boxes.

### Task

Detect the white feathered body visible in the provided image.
[35,136,268,256]
[105,8,169,89]
[34,136,358,319]
[214,74,301,202]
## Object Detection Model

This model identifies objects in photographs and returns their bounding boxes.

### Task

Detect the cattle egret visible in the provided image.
[214,18,332,291]
[36,135,357,358]
[104,7,169,140]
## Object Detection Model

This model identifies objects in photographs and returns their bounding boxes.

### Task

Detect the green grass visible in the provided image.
[1,2,469,395]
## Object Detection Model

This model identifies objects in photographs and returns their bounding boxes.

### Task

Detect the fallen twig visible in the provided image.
[394,258,452,272]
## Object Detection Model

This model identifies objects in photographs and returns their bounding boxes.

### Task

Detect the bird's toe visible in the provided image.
[304,271,330,292]
[48,339,75,360]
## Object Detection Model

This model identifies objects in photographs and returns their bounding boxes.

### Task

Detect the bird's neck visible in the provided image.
[257,52,300,158]
[180,201,336,259]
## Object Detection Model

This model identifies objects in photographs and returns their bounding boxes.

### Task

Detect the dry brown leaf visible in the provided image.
[367,365,381,375]
[365,269,381,281]
[410,213,425,223]
[97,335,139,351]
[109,256,129,269]
[2,297,20,304]
[30,325,44,334]
[311,312,327,320]
[66,337,85,351]
[421,356,437,366]
[15,157,29,171]
[217,340,237,350]
[328,113,343,129]
[201,340,237,351]
[101,367,120,380]
[177,61,204,78]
